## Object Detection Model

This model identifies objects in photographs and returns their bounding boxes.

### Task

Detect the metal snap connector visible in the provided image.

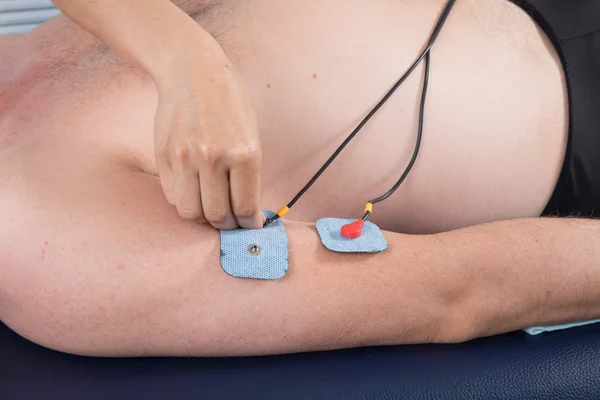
[248,243,262,256]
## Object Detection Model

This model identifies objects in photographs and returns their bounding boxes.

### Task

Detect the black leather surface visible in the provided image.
[1,321,599,400]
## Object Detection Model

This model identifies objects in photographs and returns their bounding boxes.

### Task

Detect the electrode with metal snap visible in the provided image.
[248,244,262,256]
[220,211,289,280]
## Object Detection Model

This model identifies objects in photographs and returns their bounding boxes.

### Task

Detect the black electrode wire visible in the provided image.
[369,52,431,207]
[362,52,430,222]
[265,0,457,226]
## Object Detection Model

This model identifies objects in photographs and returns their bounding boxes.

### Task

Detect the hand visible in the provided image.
[154,51,264,230]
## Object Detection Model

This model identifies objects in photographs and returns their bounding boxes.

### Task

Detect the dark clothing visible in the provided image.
[513,0,600,217]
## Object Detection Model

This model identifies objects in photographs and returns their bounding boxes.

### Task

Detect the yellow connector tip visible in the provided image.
[277,206,290,218]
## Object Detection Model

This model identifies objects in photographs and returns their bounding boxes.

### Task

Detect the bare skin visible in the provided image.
[1,0,588,357]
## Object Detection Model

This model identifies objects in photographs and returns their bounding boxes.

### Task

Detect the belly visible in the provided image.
[0,0,568,234]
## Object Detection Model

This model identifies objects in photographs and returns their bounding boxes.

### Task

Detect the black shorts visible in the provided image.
[512,0,600,217]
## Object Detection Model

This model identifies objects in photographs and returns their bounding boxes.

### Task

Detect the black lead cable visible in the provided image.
[265,0,457,226]
[362,51,431,221]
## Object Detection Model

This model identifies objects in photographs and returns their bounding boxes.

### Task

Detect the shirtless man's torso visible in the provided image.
[0,0,568,232]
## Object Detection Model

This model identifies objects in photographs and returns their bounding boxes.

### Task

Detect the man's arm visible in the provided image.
[3,160,600,356]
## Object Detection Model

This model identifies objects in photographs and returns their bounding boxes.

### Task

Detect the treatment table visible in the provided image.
[2,321,600,399]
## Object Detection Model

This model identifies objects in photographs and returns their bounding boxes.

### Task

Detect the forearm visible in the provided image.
[441,217,600,339]
[52,0,225,79]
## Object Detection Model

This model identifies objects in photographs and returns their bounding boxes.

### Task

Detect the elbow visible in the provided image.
[437,287,523,344]
[418,233,496,344]
[438,305,482,344]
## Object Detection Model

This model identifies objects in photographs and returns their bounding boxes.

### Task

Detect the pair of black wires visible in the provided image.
[265,0,457,226]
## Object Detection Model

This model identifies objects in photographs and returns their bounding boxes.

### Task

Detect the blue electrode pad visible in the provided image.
[316,218,388,253]
[220,211,289,280]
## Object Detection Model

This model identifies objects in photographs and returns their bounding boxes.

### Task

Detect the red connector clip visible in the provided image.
[341,220,365,239]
